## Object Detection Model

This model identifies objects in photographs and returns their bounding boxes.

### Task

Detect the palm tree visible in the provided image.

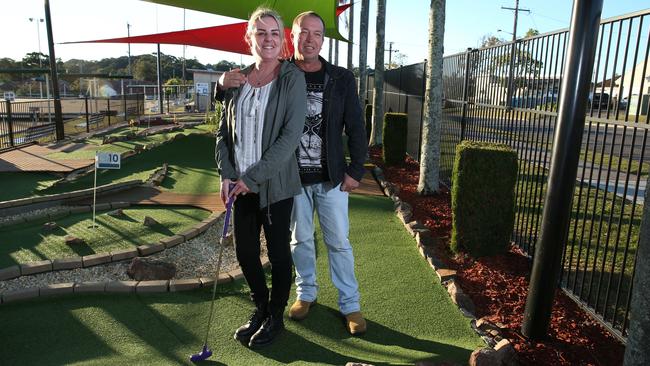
[370,0,386,146]
[347,1,354,70]
[417,0,445,194]
[358,0,370,108]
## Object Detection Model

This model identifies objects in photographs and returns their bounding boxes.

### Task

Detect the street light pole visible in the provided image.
[29,17,44,98]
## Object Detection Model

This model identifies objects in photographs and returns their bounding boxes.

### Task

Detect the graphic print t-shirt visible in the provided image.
[297,67,329,184]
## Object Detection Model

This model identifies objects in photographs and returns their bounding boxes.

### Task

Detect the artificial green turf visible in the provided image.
[46,126,210,161]
[0,195,483,365]
[41,133,219,195]
[0,172,60,202]
[0,206,210,268]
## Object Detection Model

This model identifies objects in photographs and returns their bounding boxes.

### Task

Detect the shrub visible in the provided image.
[450,140,518,257]
[382,112,408,165]
[205,102,223,133]
[365,104,373,143]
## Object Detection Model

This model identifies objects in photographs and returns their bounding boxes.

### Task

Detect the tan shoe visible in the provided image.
[288,300,314,321]
[344,311,367,335]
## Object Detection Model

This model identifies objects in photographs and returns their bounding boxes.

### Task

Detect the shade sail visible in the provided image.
[63,23,284,56]
[142,0,348,40]
[62,4,351,56]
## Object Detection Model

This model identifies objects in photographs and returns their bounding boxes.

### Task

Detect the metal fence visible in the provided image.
[377,9,650,340]
[0,94,144,149]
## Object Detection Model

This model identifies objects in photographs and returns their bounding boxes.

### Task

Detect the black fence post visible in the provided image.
[460,48,472,142]
[84,96,90,133]
[107,98,111,126]
[624,174,650,365]
[166,92,170,114]
[521,0,603,340]
[6,100,15,147]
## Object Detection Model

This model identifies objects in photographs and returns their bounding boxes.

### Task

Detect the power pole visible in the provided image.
[502,0,529,109]
[182,9,186,83]
[386,41,399,69]
[127,22,132,76]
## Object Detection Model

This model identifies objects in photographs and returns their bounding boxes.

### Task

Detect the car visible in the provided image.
[588,92,611,109]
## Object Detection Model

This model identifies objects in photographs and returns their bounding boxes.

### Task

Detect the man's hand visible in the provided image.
[340,173,360,192]
[218,68,247,89]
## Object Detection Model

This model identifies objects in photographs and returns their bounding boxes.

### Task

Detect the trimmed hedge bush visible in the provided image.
[382,113,408,165]
[365,104,373,143]
[450,140,518,257]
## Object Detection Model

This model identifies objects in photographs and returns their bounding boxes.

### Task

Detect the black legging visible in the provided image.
[233,194,293,314]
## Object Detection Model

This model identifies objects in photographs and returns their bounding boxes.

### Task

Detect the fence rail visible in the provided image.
[378,8,650,341]
[0,94,144,149]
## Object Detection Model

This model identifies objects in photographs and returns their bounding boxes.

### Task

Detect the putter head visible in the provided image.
[189,344,212,362]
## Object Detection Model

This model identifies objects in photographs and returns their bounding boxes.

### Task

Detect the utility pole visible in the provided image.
[502,0,529,109]
[127,22,132,76]
[386,41,399,69]
[29,17,44,98]
[182,9,186,83]
[44,0,63,140]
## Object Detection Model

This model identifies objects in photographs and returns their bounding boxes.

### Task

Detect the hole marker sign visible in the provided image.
[96,152,121,169]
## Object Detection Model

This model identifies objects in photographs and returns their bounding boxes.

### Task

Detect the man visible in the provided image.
[288,11,368,335]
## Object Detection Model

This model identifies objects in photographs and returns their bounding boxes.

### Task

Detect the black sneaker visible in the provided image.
[234,309,267,342]
[248,314,284,348]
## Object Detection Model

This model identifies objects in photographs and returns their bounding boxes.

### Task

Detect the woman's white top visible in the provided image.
[234,81,274,176]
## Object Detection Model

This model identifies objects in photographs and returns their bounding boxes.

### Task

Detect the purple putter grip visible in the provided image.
[221,184,235,238]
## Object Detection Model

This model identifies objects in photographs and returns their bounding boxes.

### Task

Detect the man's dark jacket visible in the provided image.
[292,55,367,186]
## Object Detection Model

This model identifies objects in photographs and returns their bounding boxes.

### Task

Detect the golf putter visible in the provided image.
[190,192,234,363]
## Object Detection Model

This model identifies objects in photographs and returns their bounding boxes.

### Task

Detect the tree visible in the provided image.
[479,34,506,48]
[417,0,445,195]
[369,0,386,146]
[133,57,157,82]
[346,0,354,70]
[358,0,370,108]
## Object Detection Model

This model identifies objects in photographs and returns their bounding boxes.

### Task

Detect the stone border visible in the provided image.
[0,207,221,281]
[0,209,269,305]
[0,180,143,217]
[0,257,269,305]
[371,166,518,365]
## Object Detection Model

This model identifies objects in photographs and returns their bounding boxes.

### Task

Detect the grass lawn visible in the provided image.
[0,172,60,202]
[45,126,211,161]
[42,133,219,195]
[0,206,210,268]
[0,195,483,365]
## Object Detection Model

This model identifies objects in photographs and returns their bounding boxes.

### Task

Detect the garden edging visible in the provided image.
[0,209,266,305]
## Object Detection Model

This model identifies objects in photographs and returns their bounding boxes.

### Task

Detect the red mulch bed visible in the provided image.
[368,146,625,366]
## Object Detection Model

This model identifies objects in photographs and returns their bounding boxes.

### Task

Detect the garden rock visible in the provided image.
[108,209,125,217]
[65,236,86,246]
[127,257,176,280]
[42,222,58,232]
[143,216,159,227]
[469,347,499,366]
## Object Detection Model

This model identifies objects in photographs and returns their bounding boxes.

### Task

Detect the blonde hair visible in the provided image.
[246,7,289,59]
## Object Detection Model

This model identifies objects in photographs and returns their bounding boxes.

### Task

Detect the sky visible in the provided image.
[1,1,648,69]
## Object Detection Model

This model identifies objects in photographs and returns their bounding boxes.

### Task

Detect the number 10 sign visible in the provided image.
[96,152,121,169]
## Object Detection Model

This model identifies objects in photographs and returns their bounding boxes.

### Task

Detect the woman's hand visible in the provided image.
[230,179,251,198]
[220,179,233,204]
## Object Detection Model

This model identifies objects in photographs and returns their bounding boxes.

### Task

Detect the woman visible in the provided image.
[214,7,306,348]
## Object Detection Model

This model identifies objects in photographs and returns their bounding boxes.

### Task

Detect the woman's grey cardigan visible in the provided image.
[215,61,307,210]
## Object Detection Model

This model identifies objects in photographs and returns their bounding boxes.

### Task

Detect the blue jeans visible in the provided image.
[290,182,360,315]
